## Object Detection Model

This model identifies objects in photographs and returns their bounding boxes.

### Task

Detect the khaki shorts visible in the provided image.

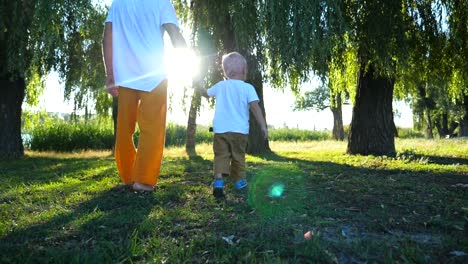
[213,132,248,181]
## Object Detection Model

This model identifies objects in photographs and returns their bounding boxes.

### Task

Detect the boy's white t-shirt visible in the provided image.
[105,0,179,91]
[207,79,260,135]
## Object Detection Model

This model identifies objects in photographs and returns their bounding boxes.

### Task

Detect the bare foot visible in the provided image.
[132,182,155,192]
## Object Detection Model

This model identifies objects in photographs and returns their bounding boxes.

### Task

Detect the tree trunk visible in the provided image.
[247,66,271,154]
[434,113,458,138]
[186,90,201,156]
[459,95,468,137]
[347,65,396,156]
[425,110,434,139]
[331,93,345,141]
[0,77,25,159]
[459,115,468,137]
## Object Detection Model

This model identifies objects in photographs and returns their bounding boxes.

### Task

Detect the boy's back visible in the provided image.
[207,79,259,135]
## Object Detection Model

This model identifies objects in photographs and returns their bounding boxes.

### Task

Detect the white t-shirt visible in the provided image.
[207,79,260,134]
[105,0,179,91]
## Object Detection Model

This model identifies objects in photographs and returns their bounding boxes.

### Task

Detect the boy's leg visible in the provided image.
[230,133,248,184]
[132,80,168,187]
[213,134,231,197]
[213,133,231,177]
[114,87,139,185]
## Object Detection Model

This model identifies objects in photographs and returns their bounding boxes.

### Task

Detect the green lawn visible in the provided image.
[1,139,467,263]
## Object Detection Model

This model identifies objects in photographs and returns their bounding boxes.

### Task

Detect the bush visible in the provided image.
[28,120,214,151]
[269,128,331,141]
[397,127,424,139]
[30,119,114,151]
[28,117,336,152]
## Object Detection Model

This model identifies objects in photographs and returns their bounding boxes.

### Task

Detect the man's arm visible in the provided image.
[249,101,268,140]
[163,23,187,48]
[103,22,118,97]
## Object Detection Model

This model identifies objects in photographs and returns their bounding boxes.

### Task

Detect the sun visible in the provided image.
[165,47,200,87]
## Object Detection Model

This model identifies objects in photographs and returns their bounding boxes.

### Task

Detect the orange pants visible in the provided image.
[114,81,167,186]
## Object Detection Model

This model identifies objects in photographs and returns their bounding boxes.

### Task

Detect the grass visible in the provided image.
[0,139,467,263]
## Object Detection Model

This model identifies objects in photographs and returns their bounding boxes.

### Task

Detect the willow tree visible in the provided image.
[393,0,467,139]
[0,1,108,159]
[180,0,270,154]
[263,0,463,156]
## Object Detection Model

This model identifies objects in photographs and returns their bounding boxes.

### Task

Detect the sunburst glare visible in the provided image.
[165,47,200,87]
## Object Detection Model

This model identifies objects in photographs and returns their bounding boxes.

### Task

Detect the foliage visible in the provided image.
[294,83,330,112]
[0,139,467,262]
[262,0,347,91]
[397,127,425,139]
[0,0,105,104]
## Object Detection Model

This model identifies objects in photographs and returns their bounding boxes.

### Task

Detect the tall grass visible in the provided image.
[27,119,213,151]
[269,128,330,141]
[24,112,424,152]
[30,119,114,151]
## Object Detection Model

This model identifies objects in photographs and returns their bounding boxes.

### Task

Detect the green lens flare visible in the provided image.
[269,183,285,198]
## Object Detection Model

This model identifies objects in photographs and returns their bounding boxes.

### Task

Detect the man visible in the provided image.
[103,0,187,192]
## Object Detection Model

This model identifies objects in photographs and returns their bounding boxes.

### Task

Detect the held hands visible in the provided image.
[105,74,118,97]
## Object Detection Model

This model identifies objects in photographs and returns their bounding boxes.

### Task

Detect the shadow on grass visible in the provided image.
[1,150,466,263]
[0,155,114,185]
[0,175,194,263]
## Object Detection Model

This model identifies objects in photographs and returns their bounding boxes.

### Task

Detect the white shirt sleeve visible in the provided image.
[207,82,220,98]
[246,84,260,103]
[160,0,180,26]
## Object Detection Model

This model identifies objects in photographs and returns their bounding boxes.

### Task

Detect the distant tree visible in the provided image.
[263,0,466,156]
[295,83,346,140]
[0,1,108,159]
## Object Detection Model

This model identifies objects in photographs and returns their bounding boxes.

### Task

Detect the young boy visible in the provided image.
[199,52,268,198]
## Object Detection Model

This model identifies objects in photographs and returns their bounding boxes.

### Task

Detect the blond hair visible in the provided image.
[222,52,247,79]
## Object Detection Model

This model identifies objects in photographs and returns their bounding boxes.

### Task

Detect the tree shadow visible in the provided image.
[0,155,115,185]
[0,182,189,263]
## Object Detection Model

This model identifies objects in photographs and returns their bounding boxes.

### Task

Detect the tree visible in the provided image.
[263,0,465,156]
[0,0,107,159]
[295,83,346,140]
[185,27,214,156]
[184,0,270,154]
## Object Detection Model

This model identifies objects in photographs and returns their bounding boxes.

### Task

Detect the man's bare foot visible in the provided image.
[132,182,155,192]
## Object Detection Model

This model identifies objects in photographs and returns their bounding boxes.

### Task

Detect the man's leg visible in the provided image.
[114,87,139,184]
[132,80,168,187]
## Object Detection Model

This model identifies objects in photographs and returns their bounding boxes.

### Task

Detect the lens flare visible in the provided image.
[268,183,285,198]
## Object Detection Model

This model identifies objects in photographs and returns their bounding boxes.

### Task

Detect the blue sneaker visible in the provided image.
[235,179,248,190]
[213,179,224,198]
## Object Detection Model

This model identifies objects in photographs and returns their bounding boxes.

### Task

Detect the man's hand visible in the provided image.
[106,74,118,97]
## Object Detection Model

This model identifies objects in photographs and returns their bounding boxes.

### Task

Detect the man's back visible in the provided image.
[106,0,179,91]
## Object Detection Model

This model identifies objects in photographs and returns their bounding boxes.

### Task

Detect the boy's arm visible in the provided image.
[103,22,118,97]
[249,101,268,140]
[163,23,187,48]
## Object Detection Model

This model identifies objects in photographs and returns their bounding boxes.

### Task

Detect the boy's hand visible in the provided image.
[106,74,118,97]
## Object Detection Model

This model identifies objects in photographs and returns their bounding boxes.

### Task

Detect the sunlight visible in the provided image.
[165,47,200,87]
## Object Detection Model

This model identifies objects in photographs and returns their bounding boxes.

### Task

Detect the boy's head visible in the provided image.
[222,52,247,80]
